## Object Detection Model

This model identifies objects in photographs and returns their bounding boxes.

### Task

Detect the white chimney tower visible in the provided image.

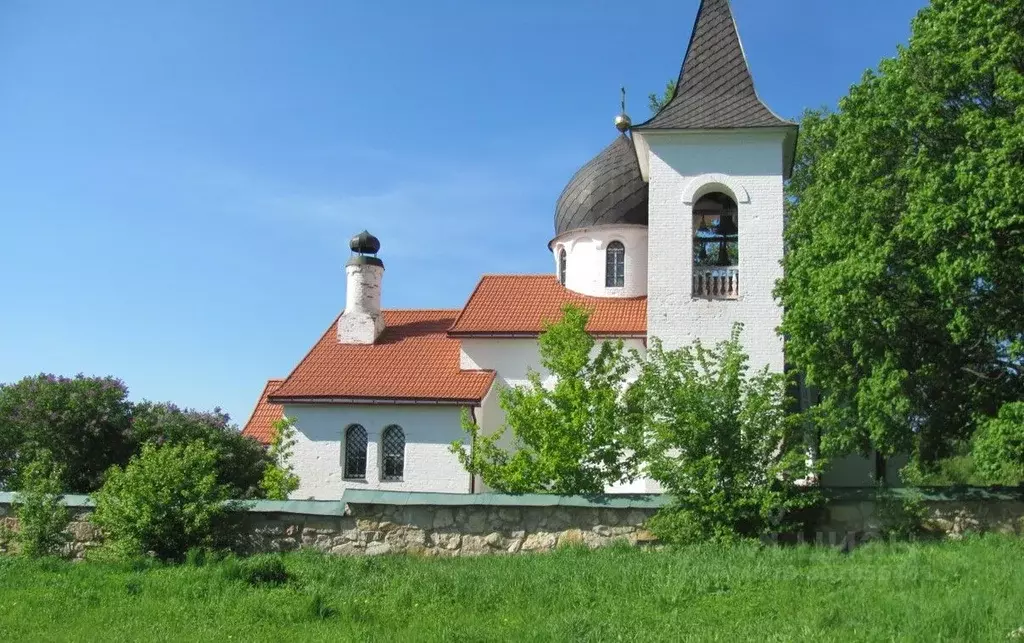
[337,230,385,345]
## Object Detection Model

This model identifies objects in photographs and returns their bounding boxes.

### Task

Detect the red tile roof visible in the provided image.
[270,309,495,404]
[448,275,647,337]
[241,379,284,445]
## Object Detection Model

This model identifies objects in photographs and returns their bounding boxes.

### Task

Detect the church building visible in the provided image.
[243,0,817,499]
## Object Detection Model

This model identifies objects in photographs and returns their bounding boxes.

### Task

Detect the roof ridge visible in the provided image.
[478,273,557,278]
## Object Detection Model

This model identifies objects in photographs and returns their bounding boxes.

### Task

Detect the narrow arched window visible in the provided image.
[343,424,367,479]
[693,192,740,298]
[558,248,567,285]
[381,425,405,481]
[605,241,625,287]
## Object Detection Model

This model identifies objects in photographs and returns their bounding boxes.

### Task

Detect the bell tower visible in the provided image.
[630,0,797,372]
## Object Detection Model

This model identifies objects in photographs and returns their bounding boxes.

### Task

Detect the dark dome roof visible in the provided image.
[554,134,648,236]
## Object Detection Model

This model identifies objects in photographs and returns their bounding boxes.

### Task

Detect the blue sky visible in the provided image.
[0,0,927,425]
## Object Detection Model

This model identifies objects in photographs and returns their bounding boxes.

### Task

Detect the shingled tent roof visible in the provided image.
[634,0,794,131]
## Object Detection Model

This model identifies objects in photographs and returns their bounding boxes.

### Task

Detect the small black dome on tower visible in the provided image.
[349,230,381,255]
[554,135,648,236]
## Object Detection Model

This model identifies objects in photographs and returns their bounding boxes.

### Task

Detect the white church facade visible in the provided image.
[242,0,872,499]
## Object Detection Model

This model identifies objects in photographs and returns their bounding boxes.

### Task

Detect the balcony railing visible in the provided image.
[693,266,739,299]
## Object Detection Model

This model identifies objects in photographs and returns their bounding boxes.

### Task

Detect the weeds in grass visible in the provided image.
[305,591,337,621]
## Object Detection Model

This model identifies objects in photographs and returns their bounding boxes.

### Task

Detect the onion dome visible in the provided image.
[554,134,648,236]
[347,230,383,267]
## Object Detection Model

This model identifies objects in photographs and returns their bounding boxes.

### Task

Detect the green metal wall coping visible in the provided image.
[0,492,93,507]
[2,487,1021,514]
[0,490,668,512]
[338,489,670,509]
[241,500,347,515]
[822,486,1024,502]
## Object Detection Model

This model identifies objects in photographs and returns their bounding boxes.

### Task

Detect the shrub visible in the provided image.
[260,417,300,500]
[0,374,133,492]
[11,452,70,558]
[90,441,232,561]
[129,401,273,499]
[636,326,818,544]
[972,402,1024,485]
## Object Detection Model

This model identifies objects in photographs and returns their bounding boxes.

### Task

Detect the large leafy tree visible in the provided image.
[778,0,1024,466]
[0,374,278,498]
[452,305,642,495]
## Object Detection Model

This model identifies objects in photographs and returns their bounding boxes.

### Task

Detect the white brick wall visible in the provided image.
[286,403,472,499]
[645,130,787,372]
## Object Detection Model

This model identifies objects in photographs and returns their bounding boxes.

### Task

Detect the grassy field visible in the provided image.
[1,537,1023,642]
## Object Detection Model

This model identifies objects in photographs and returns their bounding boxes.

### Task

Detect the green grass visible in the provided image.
[1,538,1023,642]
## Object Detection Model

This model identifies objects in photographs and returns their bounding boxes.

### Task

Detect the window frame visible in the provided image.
[605,240,625,288]
[558,247,567,285]
[380,425,405,482]
[342,424,368,480]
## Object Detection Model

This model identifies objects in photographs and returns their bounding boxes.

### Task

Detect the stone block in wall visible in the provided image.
[431,508,454,529]
[365,542,392,556]
[384,527,426,551]
[461,509,489,534]
[521,532,557,552]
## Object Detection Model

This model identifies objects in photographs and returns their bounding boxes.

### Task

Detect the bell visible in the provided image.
[716,240,731,266]
[717,213,738,237]
[696,215,711,235]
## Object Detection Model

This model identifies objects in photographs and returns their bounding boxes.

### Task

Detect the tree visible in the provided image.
[130,401,272,499]
[648,79,677,114]
[90,441,232,561]
[0,374,133,492]
[972,402,1024,484]
[260,417,300,500]
[777,0,1024,467]
[451,305,642,495]
[636,326,816,544]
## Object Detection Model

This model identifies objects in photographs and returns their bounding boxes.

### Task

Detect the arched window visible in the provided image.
[693,192,740,298]
[605,241,625,287]
[343,424,367,479]
[381,425,405,481]
[558,248,567,285]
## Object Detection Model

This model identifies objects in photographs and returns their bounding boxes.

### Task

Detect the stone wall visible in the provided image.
[0,503,100,559]
[2,489,1023,560]
[822,490,1024,541]
[0,491,661,559]
[238,503,659,557]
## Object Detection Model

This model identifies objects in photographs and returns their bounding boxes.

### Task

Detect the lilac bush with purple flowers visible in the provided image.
[0,374,133,492]
[0,373,276,499]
